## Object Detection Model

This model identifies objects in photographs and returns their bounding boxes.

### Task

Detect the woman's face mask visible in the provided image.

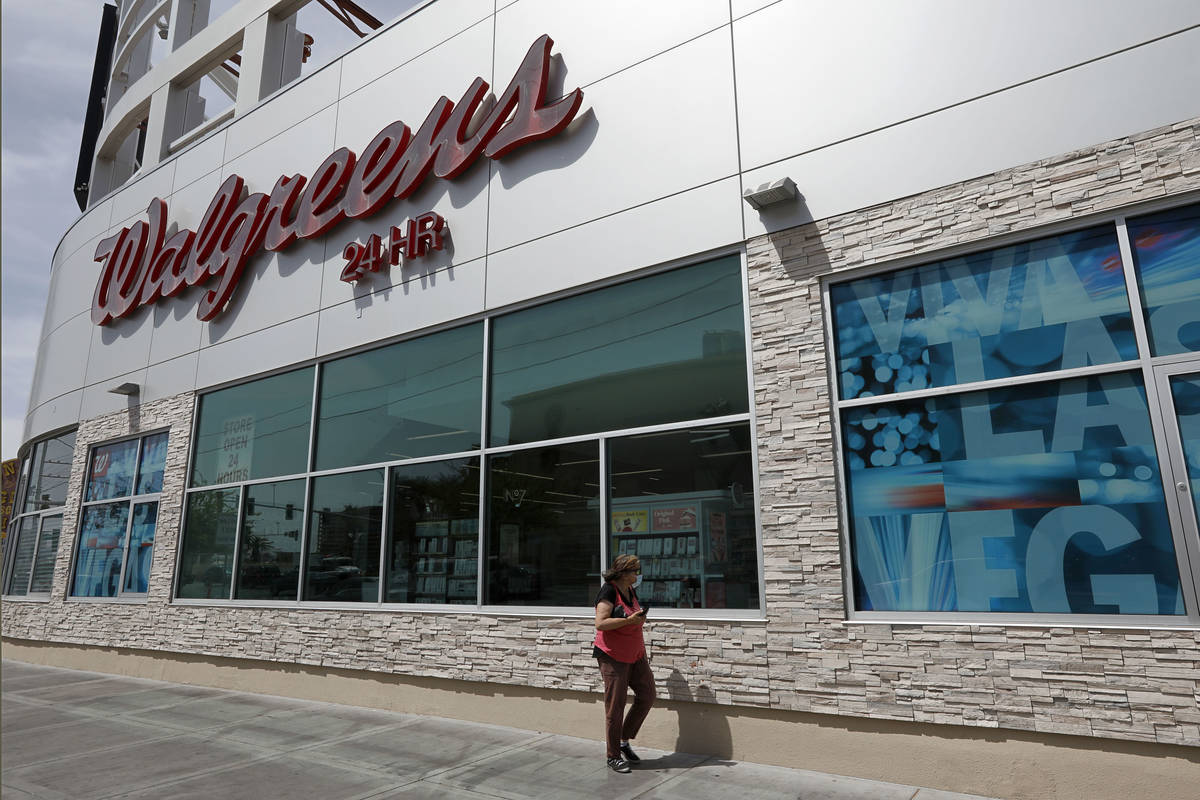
[632,574,643,589]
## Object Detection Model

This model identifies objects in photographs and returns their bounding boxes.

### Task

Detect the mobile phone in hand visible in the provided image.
[640,601,651,617]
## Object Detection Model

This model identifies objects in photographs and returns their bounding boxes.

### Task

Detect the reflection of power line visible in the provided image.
[492,302,741,378]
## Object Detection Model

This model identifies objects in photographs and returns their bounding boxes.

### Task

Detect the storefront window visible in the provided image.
[177,256,760,613]
[4,432,76,597]
[1169,374,1200,525]
[609,423,758,609]
[177,488,240,599]
[831,208,1200,619]
[236,479,305,600]
[490,256,748,446]
[191,367,314,486]
[304,470,383,602]
[831,226,1136,401]
[316,323,483,470]
[72,432,168,598]
[387,458,480,604]
[1128,203,1200,357]
[486,442,600,606]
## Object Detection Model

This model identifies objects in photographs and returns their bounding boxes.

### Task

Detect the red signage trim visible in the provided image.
[91,35,583,325]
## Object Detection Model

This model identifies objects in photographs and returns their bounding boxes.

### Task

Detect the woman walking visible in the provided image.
[593,554,656,773]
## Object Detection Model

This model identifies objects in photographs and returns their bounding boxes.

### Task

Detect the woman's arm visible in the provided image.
[595,601,644,630]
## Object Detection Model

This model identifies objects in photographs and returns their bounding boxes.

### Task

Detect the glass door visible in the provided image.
[1153,360,1200,608]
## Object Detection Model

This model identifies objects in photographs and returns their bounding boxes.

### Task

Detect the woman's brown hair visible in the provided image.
[603,554,641,583]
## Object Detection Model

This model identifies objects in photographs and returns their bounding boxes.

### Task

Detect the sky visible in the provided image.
[1,0,99,461]
[0,1,423,462]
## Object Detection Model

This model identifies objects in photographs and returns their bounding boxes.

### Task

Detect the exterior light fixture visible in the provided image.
[108,382,140,396]
[743,177,799,210]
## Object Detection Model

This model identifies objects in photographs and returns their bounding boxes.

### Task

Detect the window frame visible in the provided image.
[67,429,169,602]
[2,431,77,600]
[174,248,767,619]
[821,192,1200,627]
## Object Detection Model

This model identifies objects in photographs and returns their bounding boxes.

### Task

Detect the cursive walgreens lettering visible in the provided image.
[91,35,582,325]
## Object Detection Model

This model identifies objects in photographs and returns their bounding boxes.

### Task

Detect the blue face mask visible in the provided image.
[632,574,643,589]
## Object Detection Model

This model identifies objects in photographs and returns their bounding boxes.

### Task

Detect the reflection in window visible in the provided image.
[192,367,314,486]
[831,226,1136,400]
[486,443,600,606]
[388,458,480,604]
[842,373,1183,614]
[1128,203,1200,357]
[490,257,748,445]
[24,432,75,512]
[6,517,40,596]
[305,471,383,602]
[30,516,63,594]
[123,503,157,594]
[316,324,482,470]
[236,480,305,600]
[137,432,169,495]
[72,502,130,598]
[609,424,758,609]
[1169,373,1200,526]
[86,439,139,501]
[177,489,240,599]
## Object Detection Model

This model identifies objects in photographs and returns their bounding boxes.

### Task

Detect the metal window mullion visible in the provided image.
[296,476,312,602]
[116,435,149,597]
[228,485,246,601]
[114,498,137,598]
[378,466,390,605]
[598,436,609,575]
[307,362,322,473]
[185,470,313,494]
[480,412,753,457]
[476,318,491,607]
[1115,217,1155,361]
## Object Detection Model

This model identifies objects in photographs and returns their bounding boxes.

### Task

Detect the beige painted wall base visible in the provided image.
[4,638,1196,799]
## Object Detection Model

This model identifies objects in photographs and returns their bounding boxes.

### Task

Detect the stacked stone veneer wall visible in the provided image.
[4,120,1199,747]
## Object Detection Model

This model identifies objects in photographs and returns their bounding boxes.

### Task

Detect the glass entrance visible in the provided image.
[1154,361,1200,607]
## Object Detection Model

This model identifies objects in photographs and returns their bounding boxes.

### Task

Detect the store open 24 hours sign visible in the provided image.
[90,35,583,326]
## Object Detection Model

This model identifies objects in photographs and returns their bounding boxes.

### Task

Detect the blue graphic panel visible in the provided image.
[72,502,130,598]
[831,225,1136,400]
[843,373,1183,614]
[1128,203,1200,356]
[85,439,139,501]
[1170,373,1200,527]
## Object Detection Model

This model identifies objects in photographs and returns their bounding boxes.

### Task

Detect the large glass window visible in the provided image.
[486,442,600,606]
[316,323,483,469]
[191,367,314,486]
[304,471,383,602]
[490,256,748,445]
[4,433,76,597]
[609,423,759,609]
[830,225,1136,401]
[177,256,760,613]
[72,432,168,598]
[1128,203,1200,357]
[387,458,480,604]
[830,205,1200,619]
[177,488,240,599]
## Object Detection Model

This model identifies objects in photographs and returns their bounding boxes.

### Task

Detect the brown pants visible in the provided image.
[596,652,656,758]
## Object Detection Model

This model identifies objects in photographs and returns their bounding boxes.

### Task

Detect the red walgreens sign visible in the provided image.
[91,35,583,325]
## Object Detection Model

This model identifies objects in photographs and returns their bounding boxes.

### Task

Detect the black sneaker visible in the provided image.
[619,743,641,762]
[607,757,632,773]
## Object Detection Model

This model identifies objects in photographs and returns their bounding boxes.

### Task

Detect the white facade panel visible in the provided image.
[337,0,493,98]
[195,312,319,390]
[107,160,177,231]
[142,353,200,405]
[84,309,155,387]
[734,0,1200,171]
[23,392,82,443]
[42,236,108,334]
[225,60,342,163]
[171,128,229,192]
[79,366,149,421]
[486,27,740,253]
[315,256,486,358]
[220,105,339,199]
[147,299,205,368]
[203,235,330,346]
[28,315,95,409]
[52,198,113,275]
[484,176,744,310]
[741,27,1200,237]
[494,0,730,93]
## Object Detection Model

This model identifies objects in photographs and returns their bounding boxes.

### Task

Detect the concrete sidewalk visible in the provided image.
[2,659,1001,800]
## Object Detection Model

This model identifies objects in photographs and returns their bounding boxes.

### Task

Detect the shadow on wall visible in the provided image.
[665,667,735,761]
